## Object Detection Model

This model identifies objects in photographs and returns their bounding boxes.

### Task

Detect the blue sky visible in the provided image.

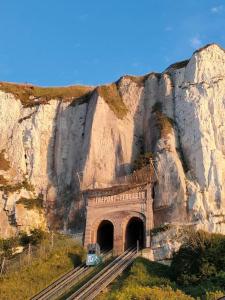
[0,0,224,86]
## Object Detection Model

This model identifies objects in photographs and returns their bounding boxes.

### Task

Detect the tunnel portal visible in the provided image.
[125,217,144,250]
[84,184,153,254]
[97,220,114,251]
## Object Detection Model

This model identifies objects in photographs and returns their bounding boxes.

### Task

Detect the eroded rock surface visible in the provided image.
[0,43,225,238]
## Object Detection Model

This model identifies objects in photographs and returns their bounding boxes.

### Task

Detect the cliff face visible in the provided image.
[0,43,225,237]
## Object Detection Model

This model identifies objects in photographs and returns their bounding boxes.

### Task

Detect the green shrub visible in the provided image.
[133,152,154,171]
[0,237,18,259]
[16,194,43,211]
[150,224,172,236]
[170,230,225,285]
[102,285,194,300]
[19,229,46,246]
[0,178,35,194]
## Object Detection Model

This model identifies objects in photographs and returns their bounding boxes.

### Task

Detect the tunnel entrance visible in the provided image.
[97,220,114,251]
[125,217,144,250]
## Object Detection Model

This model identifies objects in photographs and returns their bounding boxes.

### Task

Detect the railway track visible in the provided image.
[66,248,137,300]
[31,251,111,300]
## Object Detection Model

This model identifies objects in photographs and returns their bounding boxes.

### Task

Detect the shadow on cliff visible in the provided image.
[46,92,98,233]
[126,74,189,227]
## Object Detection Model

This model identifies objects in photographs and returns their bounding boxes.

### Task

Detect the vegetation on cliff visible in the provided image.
[16,194,44,211]
[0,150,10,171]
[0,82,94,107]
[97,83,128,119]
[0,178,35,194]
[152,101,175,138]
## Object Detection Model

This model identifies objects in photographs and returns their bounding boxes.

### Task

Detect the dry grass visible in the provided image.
[0,178,34,194]
[0,82,94,107]
[151,102,174,138]
[0,235,85,300]
[0,150,10,171]
[117,73,161,87]
[97,83,128,119]
[155,111,174,138]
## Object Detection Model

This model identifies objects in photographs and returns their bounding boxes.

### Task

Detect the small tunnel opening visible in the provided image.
[97,220,114,251]
[125,217,144,250]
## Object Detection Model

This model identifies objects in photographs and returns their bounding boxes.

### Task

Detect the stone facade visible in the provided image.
[84,184,153,254]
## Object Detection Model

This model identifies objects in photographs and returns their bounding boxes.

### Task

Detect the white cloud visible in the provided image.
[190,36,202,49]
[211,5,223,13]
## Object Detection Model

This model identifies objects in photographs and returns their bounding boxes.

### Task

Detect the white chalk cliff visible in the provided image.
[0,43,225,237]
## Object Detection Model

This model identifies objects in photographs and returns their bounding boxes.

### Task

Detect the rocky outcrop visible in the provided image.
[0,43,225,239]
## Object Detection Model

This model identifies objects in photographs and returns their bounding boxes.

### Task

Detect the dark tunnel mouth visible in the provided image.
[125,217,144,250]
[97,220,114,251]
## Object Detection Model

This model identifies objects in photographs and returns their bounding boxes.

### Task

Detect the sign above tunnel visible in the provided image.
[88,190,146,207]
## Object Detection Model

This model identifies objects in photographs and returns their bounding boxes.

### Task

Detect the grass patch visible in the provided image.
[0,150,10,171]
[0,82,94,107]
[150,224,172,236]
[0,234,85,300]
[98,256,225,300]
[155,111,174,138]
[0,178,35,194]
[97,258,193,300]
[152,101,175,138]
[97,83,128,119]
[16,194,43,211]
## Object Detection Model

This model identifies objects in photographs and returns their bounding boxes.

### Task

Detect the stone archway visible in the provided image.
[97,220,114,251]
[125,216,144,250]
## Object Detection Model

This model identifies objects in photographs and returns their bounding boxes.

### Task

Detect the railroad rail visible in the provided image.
[66,248,137,300]
[31,251,111,300]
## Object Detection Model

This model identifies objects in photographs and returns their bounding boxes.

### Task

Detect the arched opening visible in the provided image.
[125,217,144,250]
[97,220,114,251]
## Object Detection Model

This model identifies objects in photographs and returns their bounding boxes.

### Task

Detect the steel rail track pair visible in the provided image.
[66,248,137,300]
[31,251,111,300]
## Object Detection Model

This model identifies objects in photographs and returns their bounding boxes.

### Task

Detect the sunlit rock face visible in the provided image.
[0,43,225,238]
